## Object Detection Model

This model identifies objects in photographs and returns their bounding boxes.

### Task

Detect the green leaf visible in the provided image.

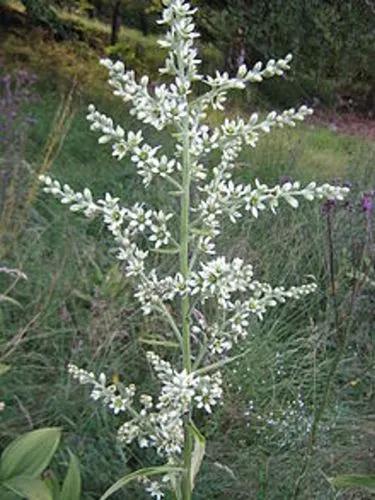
[60,453,81,500]
[0,363,11,376]
[0,428,61,480]
[3,476,52,500]
[100,465,184,500]
[330,474,375,492]
[189,422,205,489]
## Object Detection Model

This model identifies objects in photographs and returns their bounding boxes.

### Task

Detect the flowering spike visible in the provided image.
[39,1,350,498]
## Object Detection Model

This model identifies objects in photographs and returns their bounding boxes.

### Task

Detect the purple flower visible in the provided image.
[361,192,374,215]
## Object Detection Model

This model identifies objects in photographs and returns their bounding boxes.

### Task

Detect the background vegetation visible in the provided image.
[0,0,374,498]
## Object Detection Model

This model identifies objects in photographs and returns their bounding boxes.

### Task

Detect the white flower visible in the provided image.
[109,396,126,414]
[145,480,164,500]
[173,273,190,295]
[197,236,216,255]
[128,203,153,233]
[112,140,128,160]
[194,372,223,413]
[131,144,160,168]
[149,211,173,248]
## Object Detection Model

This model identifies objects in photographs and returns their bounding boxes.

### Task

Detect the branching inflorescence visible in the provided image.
[40,1,349,498]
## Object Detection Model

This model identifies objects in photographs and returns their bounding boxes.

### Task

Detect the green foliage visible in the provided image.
[0,428,82,500]
[1,476,52,500]
[4,0,372,110]
[0,428,61,499]
[0,428,61,479]
[20,0,72,38]
[2,0,372,109]
[198,0,374,109]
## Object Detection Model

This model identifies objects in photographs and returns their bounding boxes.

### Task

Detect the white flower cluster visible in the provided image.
[141,478,165,500]
[147,351,222,416]
[198,54,293,113]
[68,364,135,415]
[68,352,221,461]
[39,175,174,251]
[190,256,254,307]
[157,0,201,82]
[191,280,317,357]
[87,105,180,186]
[86,105,142,158]
[99,56,192,132]
[241,180,349,218]
[132,256,317,322]
[134,271,188,315]
[197,178,349,235]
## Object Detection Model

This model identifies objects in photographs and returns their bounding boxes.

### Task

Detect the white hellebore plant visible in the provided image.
[40,1,349,498]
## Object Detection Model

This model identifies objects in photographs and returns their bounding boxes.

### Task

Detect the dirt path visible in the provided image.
[311,110,375,141]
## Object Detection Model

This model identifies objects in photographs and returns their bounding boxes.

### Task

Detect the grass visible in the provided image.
[1,81,374,499]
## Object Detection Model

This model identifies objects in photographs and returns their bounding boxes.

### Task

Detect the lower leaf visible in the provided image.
[189,421,206,489]
[3,476,52,500]
[100,465,184,500]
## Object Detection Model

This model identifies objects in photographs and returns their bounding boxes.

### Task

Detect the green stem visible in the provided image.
[180,123,192,372]
[180,118,193,500]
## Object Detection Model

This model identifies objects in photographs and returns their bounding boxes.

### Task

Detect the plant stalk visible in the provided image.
[180,116,192,499]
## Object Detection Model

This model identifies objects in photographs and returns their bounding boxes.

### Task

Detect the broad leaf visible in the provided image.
[100,465,183,500]
[189,422,205,489]
[60,453,81,500]
[3,476,52,500]
[330,474,375,492]
[0,428,61,480]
